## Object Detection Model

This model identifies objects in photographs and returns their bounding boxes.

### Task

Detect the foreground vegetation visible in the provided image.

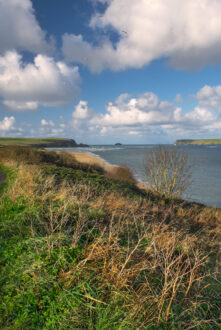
[176,139,221,145]
[0,147,220,329]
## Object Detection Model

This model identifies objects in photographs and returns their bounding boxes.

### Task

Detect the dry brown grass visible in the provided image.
[106,165,135,182]
[66,151,135,182]
[1,158,221,328]
[0,146,105,174]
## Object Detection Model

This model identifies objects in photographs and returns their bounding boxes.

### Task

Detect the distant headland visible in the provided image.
[175,139,221,145]
[0,138,89,148]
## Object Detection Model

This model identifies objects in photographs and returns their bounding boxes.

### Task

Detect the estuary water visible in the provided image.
[54,145,221,208]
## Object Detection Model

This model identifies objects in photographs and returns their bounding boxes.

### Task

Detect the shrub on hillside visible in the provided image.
[144,146,193,198]
[106,165,135,182]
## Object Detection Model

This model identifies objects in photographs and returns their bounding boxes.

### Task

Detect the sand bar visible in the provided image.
[66,151,148,191]
[67,151,117,174]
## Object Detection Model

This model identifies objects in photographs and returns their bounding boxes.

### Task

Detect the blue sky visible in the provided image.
[1,0,221,144]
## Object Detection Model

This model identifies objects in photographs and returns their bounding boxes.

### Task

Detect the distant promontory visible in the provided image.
[0,138,89,148]
[175,139,221,145]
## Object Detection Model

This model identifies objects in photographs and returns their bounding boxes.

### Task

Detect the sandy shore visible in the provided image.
[67,151,148,191]
[67,151,117,174]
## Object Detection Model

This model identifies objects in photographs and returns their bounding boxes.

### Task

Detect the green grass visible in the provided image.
[176,139,221,145]
[0,147,220,329]
[0,137,72,146]
[192,139,221,144]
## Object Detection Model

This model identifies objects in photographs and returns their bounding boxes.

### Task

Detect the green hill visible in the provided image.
[175,139,221,145]
[0,137,88,148]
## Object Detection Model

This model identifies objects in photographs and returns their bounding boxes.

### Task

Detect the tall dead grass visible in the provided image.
[106,165,135,182]
[0,145,105,174]
[1,158,220,328]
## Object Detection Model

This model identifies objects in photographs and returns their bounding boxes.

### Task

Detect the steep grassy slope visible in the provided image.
[0,147,220,329]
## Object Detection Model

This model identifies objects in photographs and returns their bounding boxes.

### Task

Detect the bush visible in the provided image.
[144,146,193,198]
[106,165,135,182]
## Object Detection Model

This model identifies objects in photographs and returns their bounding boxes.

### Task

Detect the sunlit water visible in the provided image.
[51,145,221,208]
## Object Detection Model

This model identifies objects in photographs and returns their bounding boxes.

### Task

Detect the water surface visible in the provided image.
[52,145,221,208]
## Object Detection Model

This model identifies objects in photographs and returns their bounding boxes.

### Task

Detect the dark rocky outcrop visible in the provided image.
[78,143,89,148]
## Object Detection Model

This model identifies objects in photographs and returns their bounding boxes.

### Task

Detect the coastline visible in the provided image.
[56,147,221,208]
[67,151,118,174]
[66,151,148,191]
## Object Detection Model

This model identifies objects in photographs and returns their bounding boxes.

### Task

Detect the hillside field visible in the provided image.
[176,139,221,145]
[0,137,86,148]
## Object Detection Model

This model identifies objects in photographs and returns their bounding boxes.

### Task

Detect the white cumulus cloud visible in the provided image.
[0,0,52,55]
[72,100,93,119]
[91,92,174,126]
[41,119,55,127]
[196,85,221,110]
[5,89,220,142]
[0,116,23,136]
[0,116,15,131]
[39,118,66,136]
[86,91,220,140]
[63,0,221,72]
[0,51,80,111]
[34,89,221,142]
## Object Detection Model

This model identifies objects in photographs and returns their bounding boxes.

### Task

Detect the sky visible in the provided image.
[1,0,221,144]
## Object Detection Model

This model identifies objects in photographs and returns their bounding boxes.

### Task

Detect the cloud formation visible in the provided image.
[4,88,221,142]
[40,88,221,142]
[69,91,221,142]
[90,93,216,132]
[0,116,15,131]
[72,101,93,119]
[0,116,23,136]
[63,0,221,72]
[91,93,173,126]
[0,0,52,55]
[38,100,93,137]
[196,85,221,110]
[0,51,80,111]
[39,118,67,136]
